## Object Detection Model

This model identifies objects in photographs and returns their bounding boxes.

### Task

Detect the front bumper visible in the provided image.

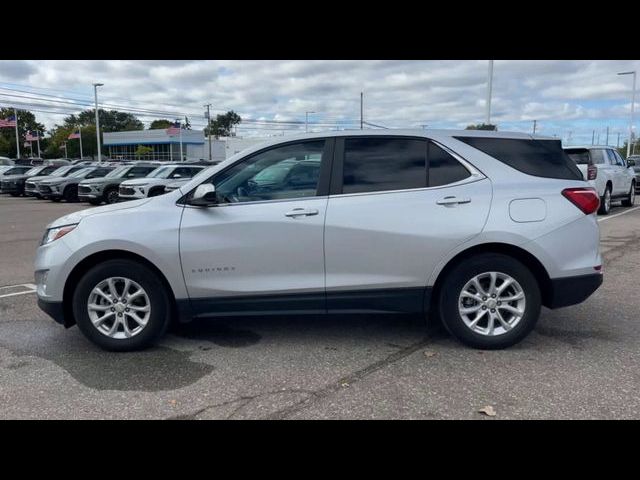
[37,298,69,327]
[0,183,20,193]
[546,273,603,309]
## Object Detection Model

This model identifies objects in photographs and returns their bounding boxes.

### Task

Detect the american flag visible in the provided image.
[0,115,17,128]
[166,122,181,136]
[25,131,39,141]
[68,131,80,139]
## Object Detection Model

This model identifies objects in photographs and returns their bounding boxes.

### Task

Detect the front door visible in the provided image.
[179,139,332,316]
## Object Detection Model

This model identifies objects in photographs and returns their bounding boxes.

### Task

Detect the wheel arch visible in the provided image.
[62,249,179,327]
[430,242,553,310]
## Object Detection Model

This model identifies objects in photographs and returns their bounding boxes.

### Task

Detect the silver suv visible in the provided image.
[37,166,116,202]
[78,163,160,205]
[35,130,603,351]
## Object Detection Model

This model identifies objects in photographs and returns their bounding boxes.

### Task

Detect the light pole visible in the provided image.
[93,83,104,162]
[204,104,212,161]
[305,111,315,133]
[485,60,494,126]
[618,71,636,158]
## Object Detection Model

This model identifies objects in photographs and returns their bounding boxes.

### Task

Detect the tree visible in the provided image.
[134,145,153,159]
[0,108,46,158]
[45,125,97,159]
[64,109,144,132]
[149,119,173,130]
[465,123,497,131]
[205,110,241,138]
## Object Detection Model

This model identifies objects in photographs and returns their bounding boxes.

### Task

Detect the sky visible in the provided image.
[0,60,638,146]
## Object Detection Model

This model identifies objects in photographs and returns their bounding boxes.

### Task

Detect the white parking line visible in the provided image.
[0,283,37,299]
[598,206,640,222]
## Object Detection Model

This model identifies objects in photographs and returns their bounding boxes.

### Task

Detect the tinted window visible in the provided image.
[342,137,426,194]
[428,142,471,187]
[209,140,325,203]
[455,137,582,180]
[589,149,607,165]
[564,149,590,165]
[40,166,58,175]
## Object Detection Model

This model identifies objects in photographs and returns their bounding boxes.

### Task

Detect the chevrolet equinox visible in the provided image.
[35,130,603,351]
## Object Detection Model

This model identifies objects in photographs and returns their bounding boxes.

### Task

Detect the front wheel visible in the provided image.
[437,253,541,350]
[72,259,172,351]
[622,181,635,207]
[104,188,120,204]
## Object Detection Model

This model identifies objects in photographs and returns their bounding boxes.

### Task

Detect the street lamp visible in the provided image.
[305,111,315,133]
[618,71,636,158]
[93,83,104,162]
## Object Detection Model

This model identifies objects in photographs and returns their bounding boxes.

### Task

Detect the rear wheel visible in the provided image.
[598,185,612,215]
[72,259,171,351]
[622,181,635,207]
[437,253,541,350]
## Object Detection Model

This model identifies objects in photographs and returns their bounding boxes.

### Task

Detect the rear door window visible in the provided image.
[455,137,582,180]
[341,137,427,194]
[564,149,591,165]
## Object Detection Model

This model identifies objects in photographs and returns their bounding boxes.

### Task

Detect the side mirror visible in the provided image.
[173,174,182,179]
[189,184,217,207]
[627,159,636,167]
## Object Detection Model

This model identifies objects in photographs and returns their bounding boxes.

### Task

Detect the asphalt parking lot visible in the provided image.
[1,195,640,419]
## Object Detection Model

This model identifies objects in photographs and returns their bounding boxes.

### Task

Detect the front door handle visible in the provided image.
[436,196,471,206]
[285,208,319,218]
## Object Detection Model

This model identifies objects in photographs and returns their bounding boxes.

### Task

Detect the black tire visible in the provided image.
[88,199,101,205]
[72,259,171,351]
[63,185,78,202]
[104,187,119,204]
[437,253,541,350]
[598,184,612,215]
[622,181,635,207]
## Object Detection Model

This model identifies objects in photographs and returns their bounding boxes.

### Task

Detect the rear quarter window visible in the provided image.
[455,137,583,180]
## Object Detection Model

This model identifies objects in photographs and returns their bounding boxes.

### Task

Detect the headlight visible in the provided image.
[41,224,78,246]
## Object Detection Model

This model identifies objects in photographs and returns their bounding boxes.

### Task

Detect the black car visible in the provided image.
[0,165,61,196]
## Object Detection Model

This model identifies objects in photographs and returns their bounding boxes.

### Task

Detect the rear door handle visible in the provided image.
[436,196,471,206]
[285,208,319,218]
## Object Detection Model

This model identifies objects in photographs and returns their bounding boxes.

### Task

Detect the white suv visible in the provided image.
[564,146,636,214]
[118,164,205,200]
[35,130,603,351]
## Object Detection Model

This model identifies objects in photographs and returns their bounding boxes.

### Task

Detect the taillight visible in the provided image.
[562,187,600,215]
[587,164,597,180]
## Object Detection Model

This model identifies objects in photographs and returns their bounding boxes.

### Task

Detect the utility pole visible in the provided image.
[360,92,364,130]
[592,130,595,145]
[78,126,84,160]
[617,71,636,158]
[36,130,41,158]
[13,108,20,159]
[532,120,537,135]
[204,104,212,161]
[597,132,600,145]
[606,126,609,145]
[617,132,621,148]
[486,60,494,125]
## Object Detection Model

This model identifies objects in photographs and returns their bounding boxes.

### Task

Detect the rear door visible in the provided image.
[323,136,491,313]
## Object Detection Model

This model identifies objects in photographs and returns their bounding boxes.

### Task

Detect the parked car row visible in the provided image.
[0,160,209,204]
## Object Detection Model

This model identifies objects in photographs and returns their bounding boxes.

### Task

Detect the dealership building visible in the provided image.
[102,129,267,163]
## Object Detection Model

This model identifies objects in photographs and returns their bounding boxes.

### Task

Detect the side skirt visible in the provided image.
[176,287,432,321]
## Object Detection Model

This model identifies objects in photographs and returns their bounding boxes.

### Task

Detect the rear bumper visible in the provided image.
[546,273,603,309]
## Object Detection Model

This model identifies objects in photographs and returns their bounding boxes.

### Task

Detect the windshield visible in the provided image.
[69,167,93,178]
[252,164,292,183]
[50,166,74,176]
[26,167,43,175]
[147,166,173,179]
[105,166,129,178]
